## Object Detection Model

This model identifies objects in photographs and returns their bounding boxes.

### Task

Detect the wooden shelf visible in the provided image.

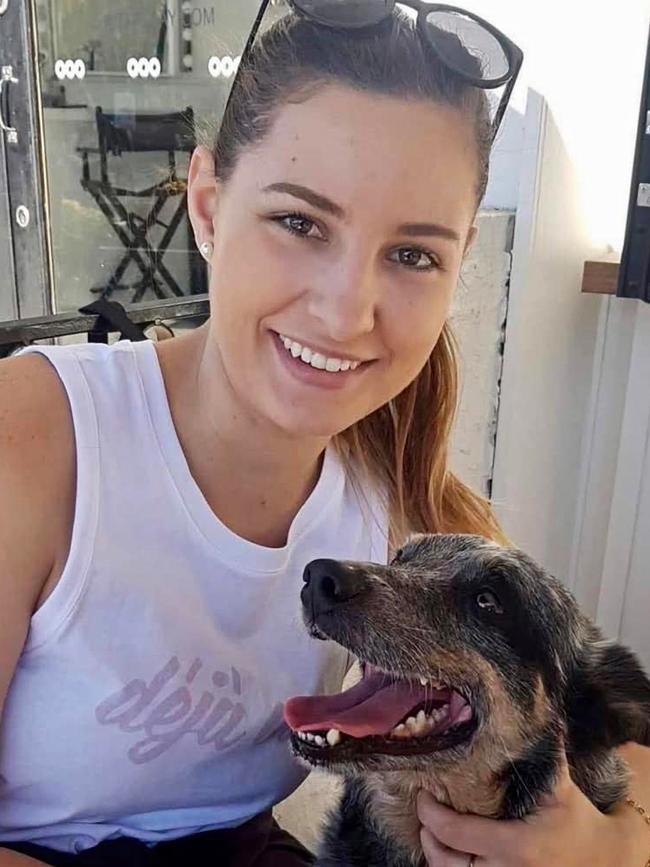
[582,261,620,295]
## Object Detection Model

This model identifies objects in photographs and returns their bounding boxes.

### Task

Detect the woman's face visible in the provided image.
[189,83,479,439]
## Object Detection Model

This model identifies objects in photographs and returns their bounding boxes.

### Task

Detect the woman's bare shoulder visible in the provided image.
[0,354,76,721]
[0,353,76,606]
[0,350,69,419]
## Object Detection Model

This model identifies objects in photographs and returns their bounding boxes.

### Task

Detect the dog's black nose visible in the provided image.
[301,559,366,617]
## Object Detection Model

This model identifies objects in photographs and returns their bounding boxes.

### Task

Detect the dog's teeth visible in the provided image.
[314,735,325,747]
[392,723,408,738]
[326,729,341,747]
[416,709,426,725]
[298,731,308,741]
[306,733,315,742]
[419,676,428,686]
[405,716,418,732]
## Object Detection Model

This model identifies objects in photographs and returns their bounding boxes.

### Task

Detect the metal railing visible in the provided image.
[0,295,210,358]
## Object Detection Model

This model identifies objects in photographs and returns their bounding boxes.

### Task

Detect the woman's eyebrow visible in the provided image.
[262,181,460,243]
[262,182,345,218]
[398,223,461,243]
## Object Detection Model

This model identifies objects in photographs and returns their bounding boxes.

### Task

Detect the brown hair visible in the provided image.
[210,9,508,547]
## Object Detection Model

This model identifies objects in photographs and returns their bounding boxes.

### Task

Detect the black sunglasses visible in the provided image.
[234,0,523,142]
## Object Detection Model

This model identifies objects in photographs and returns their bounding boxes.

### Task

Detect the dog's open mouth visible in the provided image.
[284,664,477,761]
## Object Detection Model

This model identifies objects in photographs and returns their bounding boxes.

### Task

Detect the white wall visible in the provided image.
[593,302,650,666]
[475,0,648,253]
[449,211,514,497]
[482,2,650,592]
[491,91,603,577]
[567,296,637,618]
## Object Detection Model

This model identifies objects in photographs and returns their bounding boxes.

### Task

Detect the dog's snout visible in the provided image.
[302,559,366,617]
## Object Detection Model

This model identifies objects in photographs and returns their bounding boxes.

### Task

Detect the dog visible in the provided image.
[283,533,650,866]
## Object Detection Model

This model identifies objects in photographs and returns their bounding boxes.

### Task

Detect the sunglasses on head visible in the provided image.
[238,0,523,142]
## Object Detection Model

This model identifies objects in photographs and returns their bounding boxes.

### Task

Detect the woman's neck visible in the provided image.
[154,325,330,547]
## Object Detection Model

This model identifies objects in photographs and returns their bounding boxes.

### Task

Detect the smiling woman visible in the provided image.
[189,9,506,547]
[0,4,555,867]
[189,82,479,446]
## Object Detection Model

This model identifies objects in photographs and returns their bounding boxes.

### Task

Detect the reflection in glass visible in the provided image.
[50,0,171,75]
[34,0,290,313]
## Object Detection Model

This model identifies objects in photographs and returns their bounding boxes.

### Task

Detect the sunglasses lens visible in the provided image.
[292,0,393,28]
[424,10,510,83]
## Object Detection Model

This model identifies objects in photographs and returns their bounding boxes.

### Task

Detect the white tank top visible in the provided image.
[0,340,387,854]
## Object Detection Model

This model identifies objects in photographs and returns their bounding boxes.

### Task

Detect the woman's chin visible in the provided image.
[267,408,356,442]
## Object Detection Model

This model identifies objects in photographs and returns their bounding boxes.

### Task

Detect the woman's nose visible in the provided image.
[306,257,378,342]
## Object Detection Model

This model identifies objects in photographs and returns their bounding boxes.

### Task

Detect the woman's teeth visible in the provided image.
[278,333,361,373]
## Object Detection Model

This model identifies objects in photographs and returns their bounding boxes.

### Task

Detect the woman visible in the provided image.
[0,2,648,866]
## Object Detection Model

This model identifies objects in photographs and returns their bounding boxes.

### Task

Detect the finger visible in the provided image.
[417,792,512,859]
[420,827,477,867]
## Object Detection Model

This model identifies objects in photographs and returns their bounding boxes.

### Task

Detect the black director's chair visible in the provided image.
[77,105,204,302]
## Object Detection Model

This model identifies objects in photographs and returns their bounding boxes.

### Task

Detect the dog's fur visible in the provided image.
[290,534,650,867]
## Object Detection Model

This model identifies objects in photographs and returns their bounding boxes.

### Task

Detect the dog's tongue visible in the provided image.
[284,669,447,738]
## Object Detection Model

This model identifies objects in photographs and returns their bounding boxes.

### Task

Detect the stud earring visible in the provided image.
[199,240,213,261]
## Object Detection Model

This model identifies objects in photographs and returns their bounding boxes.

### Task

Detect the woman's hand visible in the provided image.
[416,754,647,867]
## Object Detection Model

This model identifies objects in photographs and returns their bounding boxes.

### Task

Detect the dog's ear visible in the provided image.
[567,638,650,751]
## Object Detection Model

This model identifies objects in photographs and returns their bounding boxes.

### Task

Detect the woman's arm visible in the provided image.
[0,356,75,867]
[615,743,650,863]
[0,850,50,866]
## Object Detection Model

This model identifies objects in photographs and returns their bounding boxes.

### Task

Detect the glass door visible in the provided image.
[0,108,18,321]
[0,0,51,319]
[1,0,290,319]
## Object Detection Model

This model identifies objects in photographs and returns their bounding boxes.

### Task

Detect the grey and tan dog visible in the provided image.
[284,533,650,867]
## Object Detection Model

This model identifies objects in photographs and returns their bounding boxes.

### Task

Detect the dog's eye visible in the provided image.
[476,590,504,614]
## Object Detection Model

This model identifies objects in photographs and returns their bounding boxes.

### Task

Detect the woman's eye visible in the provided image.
[475,590,504,614]
[271,217,440,271]
[274,213,324,241]
[389,246,440,272]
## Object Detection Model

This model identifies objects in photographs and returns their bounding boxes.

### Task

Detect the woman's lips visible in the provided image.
[271,330,371,391]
